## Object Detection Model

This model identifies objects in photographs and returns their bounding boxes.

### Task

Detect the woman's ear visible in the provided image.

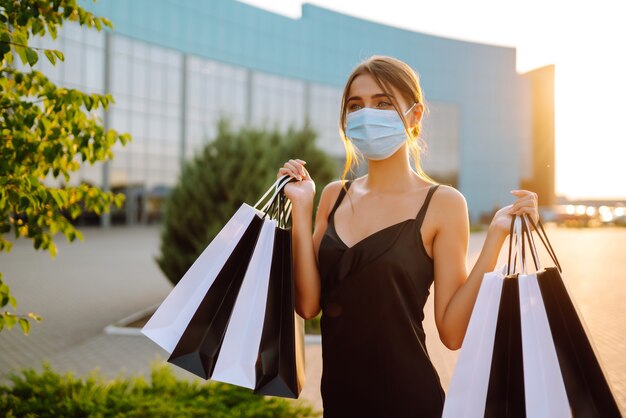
[408,102,424,128]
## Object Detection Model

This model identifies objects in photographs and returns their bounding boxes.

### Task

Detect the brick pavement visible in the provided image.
[0,224,624,415]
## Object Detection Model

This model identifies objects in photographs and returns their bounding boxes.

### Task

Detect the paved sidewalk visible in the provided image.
[1,224,625,414]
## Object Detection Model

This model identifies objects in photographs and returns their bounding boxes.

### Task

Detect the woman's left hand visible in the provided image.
[490,190,539,236]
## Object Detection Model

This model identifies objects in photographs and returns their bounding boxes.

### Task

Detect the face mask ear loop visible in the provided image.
[401,102,418,140]
[403,102,417,116]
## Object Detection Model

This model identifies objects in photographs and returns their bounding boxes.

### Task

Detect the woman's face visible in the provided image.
[345,73,422,126]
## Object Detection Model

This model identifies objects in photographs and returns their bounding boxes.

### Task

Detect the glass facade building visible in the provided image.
[21,0,535,223]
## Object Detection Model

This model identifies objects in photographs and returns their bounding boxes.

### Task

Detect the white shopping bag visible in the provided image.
[141,204,257,353]
[141,175,292,353]
[517,218,570,418]
[211,217,277,388]
[441,265,505,418]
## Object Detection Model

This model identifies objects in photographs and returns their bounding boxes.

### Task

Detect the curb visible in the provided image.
[103,303,159,336]
[104,305,323,345]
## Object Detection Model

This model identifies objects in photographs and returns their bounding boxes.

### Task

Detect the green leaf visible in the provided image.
[19,317,31,335]
[44,49,57,65]
[49,23,58,39]
[49,189,67,208]
[52,49,64,62]
[31,19,44,36]
[25,47,39,66]
[5,313,17,329]
[49,242,57,258]
[84,95,93,111]
[15,45,28,65]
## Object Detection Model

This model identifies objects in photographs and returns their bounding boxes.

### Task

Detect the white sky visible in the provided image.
[240,0,626,200]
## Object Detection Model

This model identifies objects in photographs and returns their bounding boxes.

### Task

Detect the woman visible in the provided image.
[276,55,538,417]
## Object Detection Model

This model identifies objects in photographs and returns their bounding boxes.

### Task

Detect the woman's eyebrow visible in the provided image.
[346,93,394,102]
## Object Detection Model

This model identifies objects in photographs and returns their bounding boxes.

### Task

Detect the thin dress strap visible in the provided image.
[328,180,352,221]
[414,184,440,224]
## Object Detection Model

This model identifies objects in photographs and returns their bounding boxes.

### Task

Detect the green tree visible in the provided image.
[0,0,130,334]
[156,118,337,286]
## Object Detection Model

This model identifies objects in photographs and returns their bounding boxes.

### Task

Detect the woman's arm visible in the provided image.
[291,197,320,320]
[279,158,342,320]
[431,186,537,350]
[292,181,342,319]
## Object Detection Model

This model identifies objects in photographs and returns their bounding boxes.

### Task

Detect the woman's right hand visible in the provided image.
[277,159,316,207]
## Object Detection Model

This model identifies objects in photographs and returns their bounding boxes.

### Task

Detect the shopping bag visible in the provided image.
[485,214,569,418]
[443,215,524,418]
[517,217,570,418]
[210,176,305,394]
[210,217,277,387]
[166,213,268,379]
[165,175,294,379]
[525,215,622,417]
[140,204,259,353]
[484,270,526,417]
[444,213,622,418]
[441,265,505,416]
[253,187,306,398]
[141,175,293,353]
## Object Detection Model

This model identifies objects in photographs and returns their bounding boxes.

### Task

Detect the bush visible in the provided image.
[155,118,337,287]
[0,362,320,417]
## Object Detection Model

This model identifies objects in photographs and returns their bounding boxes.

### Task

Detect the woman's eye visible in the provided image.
[377,101,391,107]
[348,104,362,111]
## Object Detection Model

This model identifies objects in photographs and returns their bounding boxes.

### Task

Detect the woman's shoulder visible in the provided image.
[321,179,350,196]
[318,179,350,214]
[429,183,468,216]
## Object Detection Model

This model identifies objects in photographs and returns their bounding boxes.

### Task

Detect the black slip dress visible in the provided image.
[317,180,445,418]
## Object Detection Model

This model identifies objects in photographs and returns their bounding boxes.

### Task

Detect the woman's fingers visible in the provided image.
[300,164,311,179]
[510,199,534,211]
[278,167,298,180]
[277,167,292,180]
[507,190,539,227]
[509,190,538,212]
[291,159,307,177]
[279,159,307,181]
[510,190,538,201]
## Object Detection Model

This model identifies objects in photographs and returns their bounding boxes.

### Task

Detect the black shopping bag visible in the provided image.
[253,188,306,398]
[527,217,622,417]
[484,272,526,418]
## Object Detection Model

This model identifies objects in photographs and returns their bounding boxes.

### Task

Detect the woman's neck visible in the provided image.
[361,146,420,194]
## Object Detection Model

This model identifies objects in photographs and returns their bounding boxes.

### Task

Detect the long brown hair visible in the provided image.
[338,55,438,193]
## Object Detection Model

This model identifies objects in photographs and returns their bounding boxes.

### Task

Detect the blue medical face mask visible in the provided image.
[345,102,417,161]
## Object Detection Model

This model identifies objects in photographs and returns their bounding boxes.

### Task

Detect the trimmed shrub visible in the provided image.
[0,362,320,417]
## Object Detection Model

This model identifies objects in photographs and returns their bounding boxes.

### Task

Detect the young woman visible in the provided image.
[276,55,538,417]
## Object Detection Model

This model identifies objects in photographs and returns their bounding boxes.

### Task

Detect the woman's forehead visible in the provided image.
[348,73,400,100]
[349,73,382,94]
